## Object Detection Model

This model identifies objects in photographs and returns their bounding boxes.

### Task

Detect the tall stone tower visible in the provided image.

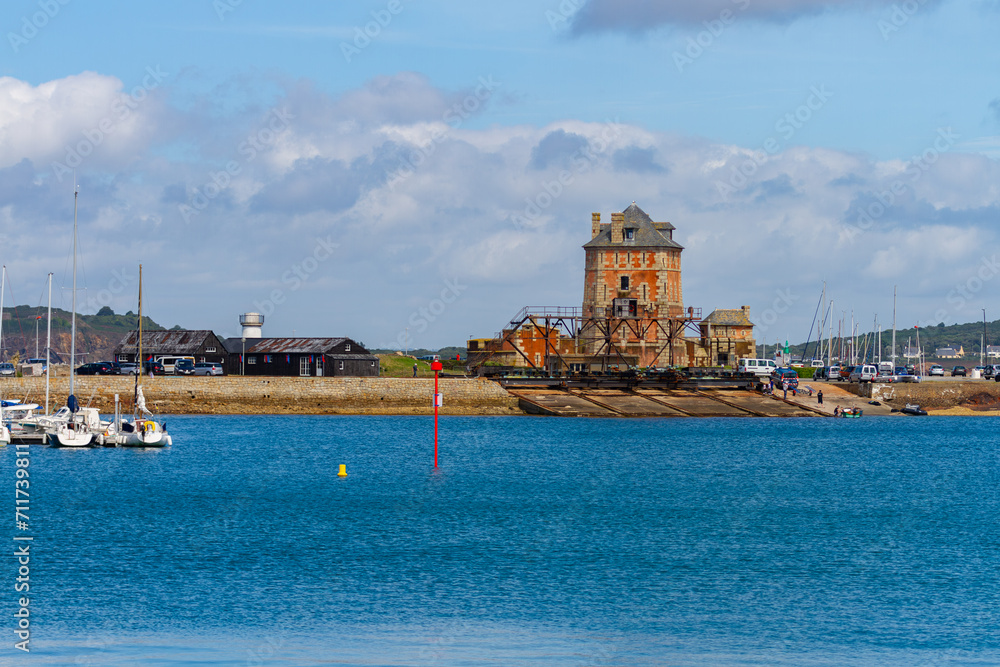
[582,203,686,366]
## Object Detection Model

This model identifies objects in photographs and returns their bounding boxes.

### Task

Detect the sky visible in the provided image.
[1,0,999,351]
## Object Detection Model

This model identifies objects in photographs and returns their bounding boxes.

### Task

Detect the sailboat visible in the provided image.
[0,265,9,446]
[118,264,171,448]
[47,186,95,447]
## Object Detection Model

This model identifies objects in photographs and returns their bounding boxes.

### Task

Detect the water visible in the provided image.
[4,415,1000,665]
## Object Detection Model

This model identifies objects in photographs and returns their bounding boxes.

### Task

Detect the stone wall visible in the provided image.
[0,376,522,415]
[859,380,1000,409]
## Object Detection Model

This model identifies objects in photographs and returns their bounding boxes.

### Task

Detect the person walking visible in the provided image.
[782,380,788,399]
[413,362,418,377]
[817,389,824,405]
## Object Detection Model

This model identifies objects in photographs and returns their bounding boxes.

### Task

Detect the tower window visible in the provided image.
[620,276,629,290]
[624,228,635,240]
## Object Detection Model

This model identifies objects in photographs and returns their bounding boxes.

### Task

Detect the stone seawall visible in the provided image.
[856,380,1000,410]
[1,376,522,415]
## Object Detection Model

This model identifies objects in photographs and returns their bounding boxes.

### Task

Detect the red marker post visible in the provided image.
[431,357,444,467]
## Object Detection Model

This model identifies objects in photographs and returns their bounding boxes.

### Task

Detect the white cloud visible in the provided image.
[3,70,1000,347]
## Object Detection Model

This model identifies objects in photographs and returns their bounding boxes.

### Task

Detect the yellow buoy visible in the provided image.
[338,464,347,477]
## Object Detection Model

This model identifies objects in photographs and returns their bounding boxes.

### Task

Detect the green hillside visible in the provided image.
[0,305,170,363]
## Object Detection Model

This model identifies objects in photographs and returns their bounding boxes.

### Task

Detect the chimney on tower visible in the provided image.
[591,213,601,239]
[611,212,624,244]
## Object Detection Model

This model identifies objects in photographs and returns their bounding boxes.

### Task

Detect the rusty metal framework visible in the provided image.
[470,305,703,373]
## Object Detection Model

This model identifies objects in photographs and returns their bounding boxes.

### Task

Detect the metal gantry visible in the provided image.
[470,305,703,373]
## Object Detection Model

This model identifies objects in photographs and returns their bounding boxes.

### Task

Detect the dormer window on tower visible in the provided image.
[624,228,635,241]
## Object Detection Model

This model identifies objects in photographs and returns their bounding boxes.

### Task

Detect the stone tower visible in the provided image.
[581,203,686,366]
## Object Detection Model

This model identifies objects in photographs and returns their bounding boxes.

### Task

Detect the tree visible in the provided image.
[97,306,115,316]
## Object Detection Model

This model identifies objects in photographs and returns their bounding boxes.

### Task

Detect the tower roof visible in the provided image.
[584,203,682,250]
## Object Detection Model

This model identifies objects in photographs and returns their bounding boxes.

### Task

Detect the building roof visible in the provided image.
[115,330,219,355]
[583,202,683,250]
[222,337,375,357]
[701,309,754,327]
[934,346,963,356]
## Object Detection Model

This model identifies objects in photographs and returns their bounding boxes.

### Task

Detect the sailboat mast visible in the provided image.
[70,185,78,396]
[135,264,142,405]
[891,286,897,368]
[45,273,52,414]
[0,266,5,366]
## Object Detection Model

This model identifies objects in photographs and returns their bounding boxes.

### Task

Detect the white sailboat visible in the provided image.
[47,186,94,447]
[0,265,9,446]
[117,264,171,447]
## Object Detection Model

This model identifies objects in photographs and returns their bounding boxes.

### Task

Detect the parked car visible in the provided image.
[905,364,917,376]
[194,362,224,376]
[951,365,967,377]
[929,364,945,377]
[839,365,856,381]
[813,366,829,380]
[826,365,841,381]
[98,360,122,375]
[849,364,878,382]
[174,359,196,375]
[76,362,115,375]
[0,362,15,377]
[142,360,165,375]
[119,362,140,375]
[984,365,1000,379]
[771,368,799,390]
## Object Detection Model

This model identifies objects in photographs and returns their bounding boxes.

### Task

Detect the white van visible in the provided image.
[155,355,195,374]
[849,364,878,382]
[738,358,778,378]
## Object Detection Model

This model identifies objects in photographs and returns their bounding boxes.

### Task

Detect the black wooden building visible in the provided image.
[113,330,228,364]
[221,337,379,377]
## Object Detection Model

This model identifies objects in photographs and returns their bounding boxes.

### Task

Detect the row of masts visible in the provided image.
[770,283,942,371]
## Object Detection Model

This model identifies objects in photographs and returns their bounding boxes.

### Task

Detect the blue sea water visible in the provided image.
[3,414,1000,666]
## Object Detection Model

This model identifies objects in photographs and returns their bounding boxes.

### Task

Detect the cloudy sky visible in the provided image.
[2,0,999,350]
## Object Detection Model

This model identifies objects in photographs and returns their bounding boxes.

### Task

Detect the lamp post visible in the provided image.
[35,315,42,358]
[984,308,988,367]
[241,337,246,376]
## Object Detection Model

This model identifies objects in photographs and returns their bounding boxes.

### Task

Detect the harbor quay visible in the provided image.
[1,376,520,416]
[4,374,1000,419]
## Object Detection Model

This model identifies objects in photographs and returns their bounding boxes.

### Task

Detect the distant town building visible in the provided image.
[222,337,378,377]
[902,346,921,358]
[113,330,228,364]
[691,308,756,368]
[934,346,964,359]
[987,345,1000,358]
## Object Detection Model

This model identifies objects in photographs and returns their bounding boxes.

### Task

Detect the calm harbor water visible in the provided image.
[4,414,1000,665]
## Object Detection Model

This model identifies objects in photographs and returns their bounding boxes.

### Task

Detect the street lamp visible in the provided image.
[241,336,246,375]
[984,308,988,366]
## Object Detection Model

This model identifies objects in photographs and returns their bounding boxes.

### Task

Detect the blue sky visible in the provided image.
[2,0,999,350]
